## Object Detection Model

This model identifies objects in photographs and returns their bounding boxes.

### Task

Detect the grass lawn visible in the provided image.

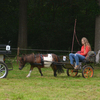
[0,62,100,100]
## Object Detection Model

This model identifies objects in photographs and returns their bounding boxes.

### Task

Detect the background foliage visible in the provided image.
[0,0,100,51]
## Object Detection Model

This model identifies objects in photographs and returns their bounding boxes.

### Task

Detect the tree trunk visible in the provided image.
[18,0,27,48]
[94,0,100,52]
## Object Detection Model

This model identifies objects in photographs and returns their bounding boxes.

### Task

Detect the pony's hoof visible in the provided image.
[54,74,57,77]
[26,75,30,78]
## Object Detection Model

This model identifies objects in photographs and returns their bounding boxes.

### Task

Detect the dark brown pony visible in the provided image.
[19,53,64,77]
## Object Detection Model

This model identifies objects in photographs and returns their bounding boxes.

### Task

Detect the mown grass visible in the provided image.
[0,62,100,100]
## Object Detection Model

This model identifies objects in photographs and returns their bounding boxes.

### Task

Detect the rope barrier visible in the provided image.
[0,48,77,53]
[0,47,97,53]
[11,48,76,53]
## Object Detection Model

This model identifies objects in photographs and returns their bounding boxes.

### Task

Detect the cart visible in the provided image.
[0,44,13,78]
[53,52,96,78]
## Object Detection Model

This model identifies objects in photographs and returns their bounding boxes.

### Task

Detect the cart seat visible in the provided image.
[73,51,96,64]
[82,51,96,64]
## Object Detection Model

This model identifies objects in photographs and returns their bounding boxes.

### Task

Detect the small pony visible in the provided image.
[19,53,64,77]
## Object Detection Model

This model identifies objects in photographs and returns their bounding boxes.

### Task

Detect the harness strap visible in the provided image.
[52,55,56,62]
[40,54,44,67]
[25,56,27,62]
[34,55,36,63]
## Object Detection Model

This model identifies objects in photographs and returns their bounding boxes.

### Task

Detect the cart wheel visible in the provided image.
[0,61,8,78]
[67,69,78,77]
[82,66,94,78]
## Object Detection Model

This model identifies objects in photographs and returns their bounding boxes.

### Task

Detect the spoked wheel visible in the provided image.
[67,69,78,77]
[0,61,8,78]
[82,66,94,78]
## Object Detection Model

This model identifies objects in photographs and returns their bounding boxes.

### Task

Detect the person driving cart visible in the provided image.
[69,37,91,69]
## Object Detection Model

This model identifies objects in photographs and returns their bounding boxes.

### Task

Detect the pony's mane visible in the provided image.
[21,53,51,59]
[22,53,34,57]
[21,53,43,60]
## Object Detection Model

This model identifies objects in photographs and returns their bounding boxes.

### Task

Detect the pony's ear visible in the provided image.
[21,54,26,61]
[19,57,21,61]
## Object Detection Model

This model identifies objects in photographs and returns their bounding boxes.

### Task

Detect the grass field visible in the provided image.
[0,62,100,100]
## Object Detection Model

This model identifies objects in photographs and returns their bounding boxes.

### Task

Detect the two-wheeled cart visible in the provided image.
[53,52,96,78]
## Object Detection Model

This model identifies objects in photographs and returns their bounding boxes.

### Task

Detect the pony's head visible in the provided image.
[19,56,26,70]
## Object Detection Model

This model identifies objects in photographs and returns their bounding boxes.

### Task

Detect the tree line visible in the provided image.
[0,0,100,52]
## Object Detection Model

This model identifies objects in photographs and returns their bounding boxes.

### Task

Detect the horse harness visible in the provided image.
[32,54,57,67]
[31,54,44,67]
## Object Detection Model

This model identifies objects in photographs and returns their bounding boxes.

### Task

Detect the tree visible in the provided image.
[95,0,100,52]
[18,0,27,48]
[0,0,99,51]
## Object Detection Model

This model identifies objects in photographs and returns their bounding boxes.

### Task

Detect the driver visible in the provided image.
[69,37,91,69]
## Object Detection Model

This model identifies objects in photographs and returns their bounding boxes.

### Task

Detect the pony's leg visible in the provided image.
[52,66,57,77]
[38,67,43,76]
[26,66,33,78]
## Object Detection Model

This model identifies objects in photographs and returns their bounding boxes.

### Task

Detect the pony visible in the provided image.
[18,53,64,77]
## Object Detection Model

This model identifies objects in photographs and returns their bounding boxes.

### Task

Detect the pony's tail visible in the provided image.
[56,56,64,74]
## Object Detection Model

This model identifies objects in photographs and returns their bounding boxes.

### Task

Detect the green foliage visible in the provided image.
[27,0,100,50]
[0,0,19,47]
[0,0,100,50]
